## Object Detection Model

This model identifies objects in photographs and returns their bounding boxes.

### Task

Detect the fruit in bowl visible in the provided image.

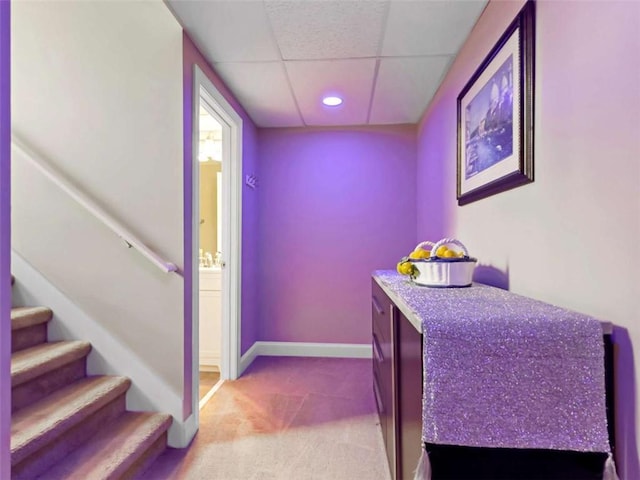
[396,259,416,277]
[409,247,431,260]
[396,238,476,286]
[435,245,464,258]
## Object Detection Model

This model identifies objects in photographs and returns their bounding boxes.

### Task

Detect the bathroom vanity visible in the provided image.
[372,271,615,480]
[199,267,222,370]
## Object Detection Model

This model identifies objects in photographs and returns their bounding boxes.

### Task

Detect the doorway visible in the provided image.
[197,106,223,406]
[192,65,242,418]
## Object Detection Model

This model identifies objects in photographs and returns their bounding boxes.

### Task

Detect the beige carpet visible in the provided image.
[142,356,392,480]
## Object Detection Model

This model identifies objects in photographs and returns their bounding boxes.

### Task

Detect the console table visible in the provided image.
[372,271,615,480]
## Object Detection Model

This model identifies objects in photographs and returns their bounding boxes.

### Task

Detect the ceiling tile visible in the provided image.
[214,62,303,127]
[382,0,487,56]
[285,59,376,126]
[370,55,452,124]
[167,0,280,62]
[265,0,388,60]
[169,1,488,127]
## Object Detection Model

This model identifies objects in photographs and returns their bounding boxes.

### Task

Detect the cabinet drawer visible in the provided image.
[372,280,391,342]
[372,331,385,368]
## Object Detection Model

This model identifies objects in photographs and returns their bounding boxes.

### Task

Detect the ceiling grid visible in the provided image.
[262,2,306,127]
[168,0,488,127]
[366,0,392,124]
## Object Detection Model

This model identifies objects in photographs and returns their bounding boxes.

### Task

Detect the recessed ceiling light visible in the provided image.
[322,96,343,107]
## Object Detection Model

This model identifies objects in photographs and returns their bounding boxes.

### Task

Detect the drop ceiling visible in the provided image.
[167,0,488,128]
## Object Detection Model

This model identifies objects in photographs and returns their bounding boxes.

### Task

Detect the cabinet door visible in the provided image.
[395,307,423,480]
[199,289,222,368]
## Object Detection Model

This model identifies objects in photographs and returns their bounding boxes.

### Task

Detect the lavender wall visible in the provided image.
[0,2,10,475]
[183,34,260,416]
[258,126,417,344]
[417,0,640,476]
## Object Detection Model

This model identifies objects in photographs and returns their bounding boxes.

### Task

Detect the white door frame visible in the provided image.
[191,66,242,420]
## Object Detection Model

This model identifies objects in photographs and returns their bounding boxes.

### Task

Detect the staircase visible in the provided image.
[10,277,173,479]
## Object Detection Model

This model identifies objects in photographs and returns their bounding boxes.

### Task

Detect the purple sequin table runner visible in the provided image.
[373,270,610,453]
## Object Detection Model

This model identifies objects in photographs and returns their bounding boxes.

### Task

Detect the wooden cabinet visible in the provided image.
[372,280,396,478]
[373,275,614,480]
[372,279,423,480]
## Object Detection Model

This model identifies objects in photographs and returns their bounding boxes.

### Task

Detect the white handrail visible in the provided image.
[11,135,178,274]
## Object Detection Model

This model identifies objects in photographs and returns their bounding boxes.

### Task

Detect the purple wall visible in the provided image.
[257,126,417,344]
[0,1,9,475]
[182,34,260,417]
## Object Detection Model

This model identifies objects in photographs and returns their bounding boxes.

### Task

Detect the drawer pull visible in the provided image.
[372,333,384,363]
[373,373,384,414]
[372,295,384,315]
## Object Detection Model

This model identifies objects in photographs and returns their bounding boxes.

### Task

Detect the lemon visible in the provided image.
[443,250,457,258]
[397,261,414,276]
[436,246,449,257]
[409,249,430,260]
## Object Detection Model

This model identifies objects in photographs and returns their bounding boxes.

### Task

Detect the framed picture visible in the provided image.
[457,0,535,205]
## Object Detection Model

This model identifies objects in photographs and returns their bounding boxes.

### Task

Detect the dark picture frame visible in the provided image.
[457,0,535,205]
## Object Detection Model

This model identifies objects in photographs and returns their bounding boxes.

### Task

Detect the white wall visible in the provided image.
[11,1,188,445]
[417,1,640,476]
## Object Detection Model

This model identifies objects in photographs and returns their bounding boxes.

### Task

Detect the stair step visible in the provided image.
[11,306,53,352]
[11,306,52,330]
[11,375,131,467]
[11,340,91,387]
[12,341,91,412]
[36,412,173,480]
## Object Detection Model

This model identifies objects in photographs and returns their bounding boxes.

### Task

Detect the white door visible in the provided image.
[192,66,242,418]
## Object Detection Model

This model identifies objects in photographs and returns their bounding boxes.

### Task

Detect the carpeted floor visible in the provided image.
[141,356,392,480]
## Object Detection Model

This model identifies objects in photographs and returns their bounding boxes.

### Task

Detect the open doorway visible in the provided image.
[191,65,243,418]
[197,106,223,406]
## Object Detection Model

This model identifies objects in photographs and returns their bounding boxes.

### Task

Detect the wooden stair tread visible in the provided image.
[11,307,52,331]
[37,411,172,480]
[11,341,91,387]
[11,375,131,466]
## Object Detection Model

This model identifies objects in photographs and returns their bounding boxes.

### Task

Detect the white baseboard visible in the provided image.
[198,364,220,373]
[239,341,260,376]
[169,412,197,448]
[239,341,372,375]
